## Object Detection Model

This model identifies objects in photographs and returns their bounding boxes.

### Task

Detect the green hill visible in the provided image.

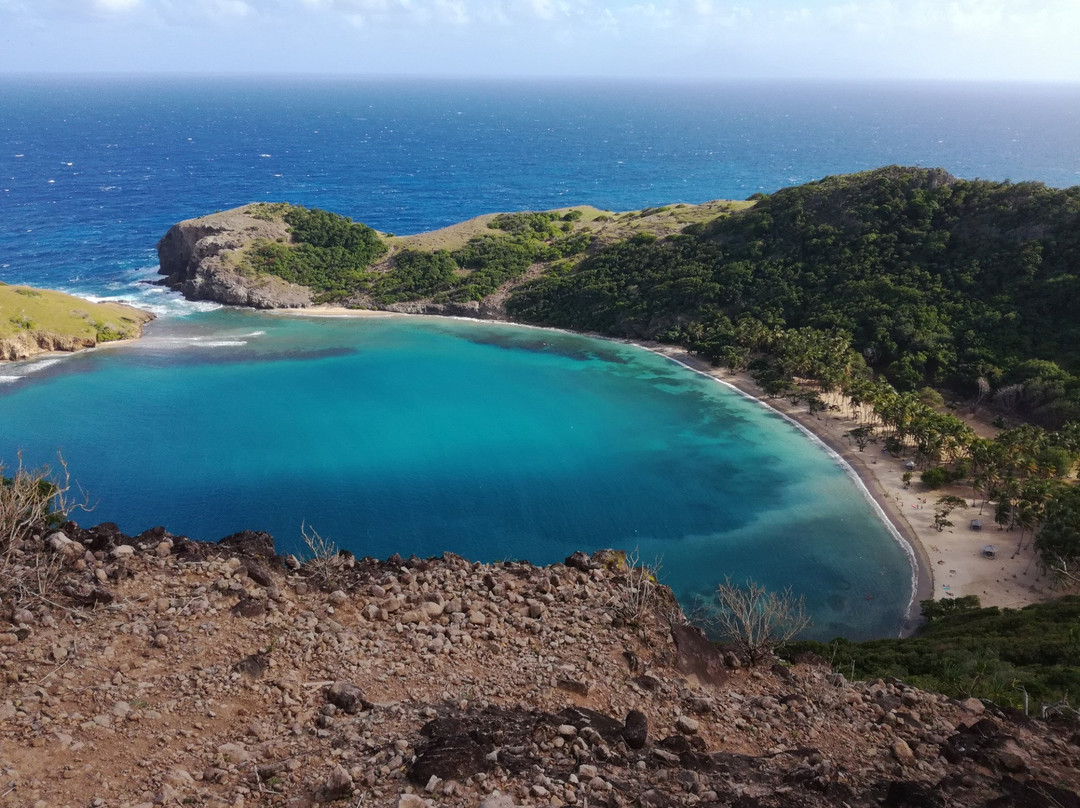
[508,167,1080,425]
[0,284,154,361]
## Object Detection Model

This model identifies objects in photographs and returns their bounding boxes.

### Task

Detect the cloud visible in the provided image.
[93,0,141,10]
[1,0,1078,79]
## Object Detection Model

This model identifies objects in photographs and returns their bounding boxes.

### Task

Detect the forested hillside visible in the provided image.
[508,167,1080,425]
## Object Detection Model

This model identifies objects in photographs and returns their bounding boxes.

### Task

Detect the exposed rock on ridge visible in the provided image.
[2,526,1079,808]
[0,330,99,361]
[157,207,314,309]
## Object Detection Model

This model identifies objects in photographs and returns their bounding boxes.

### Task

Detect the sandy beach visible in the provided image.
[641,344,1054,620]
[296,304,1055,622]
[272,305,402,318]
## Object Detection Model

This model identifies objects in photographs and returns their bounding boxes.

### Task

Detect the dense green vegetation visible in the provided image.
[249,207,594,305]
[508,167,1080,425]
[370,249,458,304]
[246,207,388,301]
[785,596,1080,711]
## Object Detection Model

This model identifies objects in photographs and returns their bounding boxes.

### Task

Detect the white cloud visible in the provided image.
[1,0,1079,79]
[93,0,141,10]
[210,0,251,15]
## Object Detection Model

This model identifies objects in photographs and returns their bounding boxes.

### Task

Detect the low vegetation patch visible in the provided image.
[785,596,1080,712]
[0,284,150,343]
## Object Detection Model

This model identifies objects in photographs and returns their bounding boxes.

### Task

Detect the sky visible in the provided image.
[1,0,1078,81]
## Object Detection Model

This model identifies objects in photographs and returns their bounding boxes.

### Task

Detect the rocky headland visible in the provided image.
[2,524,1079,808]
[0,285,154,362]
[154,200,741,319]
[156,208,315,310]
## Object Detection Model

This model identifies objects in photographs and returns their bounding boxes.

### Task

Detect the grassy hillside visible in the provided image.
[0,284,152,347]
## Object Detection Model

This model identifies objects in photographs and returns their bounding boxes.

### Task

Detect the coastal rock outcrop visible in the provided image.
[380,298,507,321]
[157,207,314,309]
[0,329,97,361]
[2,526,1079,807]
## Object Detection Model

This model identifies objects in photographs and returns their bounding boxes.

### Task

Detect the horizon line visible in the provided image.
[2,71,1080,88]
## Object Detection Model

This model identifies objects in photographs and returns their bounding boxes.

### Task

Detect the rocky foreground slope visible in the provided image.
[2,525,1079,808]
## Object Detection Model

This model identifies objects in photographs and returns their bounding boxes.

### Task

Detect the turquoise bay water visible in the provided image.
[0,310,913,639]
[5,78,1078,640]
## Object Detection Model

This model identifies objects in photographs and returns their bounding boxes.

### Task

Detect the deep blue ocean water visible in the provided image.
[2,78,1079,638]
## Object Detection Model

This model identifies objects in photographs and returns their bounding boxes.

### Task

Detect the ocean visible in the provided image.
[2,78,1079,639]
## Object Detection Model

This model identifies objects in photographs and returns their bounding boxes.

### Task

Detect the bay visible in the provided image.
[0,309,913,640]
[4,77,1077,638]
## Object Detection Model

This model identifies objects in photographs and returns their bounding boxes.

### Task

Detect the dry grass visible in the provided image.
[298,522,345,589]
[0,284,151,341]
[385,198,755,255]
[388,214,502,253]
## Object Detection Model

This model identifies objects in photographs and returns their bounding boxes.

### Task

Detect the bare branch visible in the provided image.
[298,522,343,589]
[702,577,811,664]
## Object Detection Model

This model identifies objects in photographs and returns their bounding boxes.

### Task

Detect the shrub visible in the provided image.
[921,467,950,489]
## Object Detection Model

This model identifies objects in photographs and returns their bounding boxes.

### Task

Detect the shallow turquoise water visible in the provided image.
[0,310,913,639]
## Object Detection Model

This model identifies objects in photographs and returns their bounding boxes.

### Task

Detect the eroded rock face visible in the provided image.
[156,208,313,309]
[0,331,97,361]
[672,623,730,687]
[380,298,507,321]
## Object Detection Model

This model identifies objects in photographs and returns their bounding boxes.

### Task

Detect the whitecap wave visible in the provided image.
[81,286,223,318]
[141,335,253,349]
[18,359,62,374]
[0,376,22,385]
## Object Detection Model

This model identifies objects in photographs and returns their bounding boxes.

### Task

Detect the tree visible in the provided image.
[847,426,875,452]
[1034,485,1080,587]
[922,467,950,489]
[706,577,811,663]
[933,495,968,532]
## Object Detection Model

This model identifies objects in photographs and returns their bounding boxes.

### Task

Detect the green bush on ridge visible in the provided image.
[784,596,1080,710]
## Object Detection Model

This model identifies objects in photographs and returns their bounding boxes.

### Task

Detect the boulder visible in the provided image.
[891,739,916,767]
[321,765,354,801]
[671,624,729,687]
[233,653,270,679]
[623,709,649,750]
[564,551,595,571]
[217,530,277,559]
[326,682,369,714]
[676,715,699,735]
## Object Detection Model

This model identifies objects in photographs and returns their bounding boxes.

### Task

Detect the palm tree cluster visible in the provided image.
[727,333,1080,589]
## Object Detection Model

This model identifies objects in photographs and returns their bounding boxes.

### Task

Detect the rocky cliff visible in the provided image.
[2,525,1078,808]
[157,208,314,309]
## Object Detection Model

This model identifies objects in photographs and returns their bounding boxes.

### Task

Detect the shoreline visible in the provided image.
[639,344,930,633]
[292,304,1051,629]
[0,332,149,368]
[634,343,1049,620]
